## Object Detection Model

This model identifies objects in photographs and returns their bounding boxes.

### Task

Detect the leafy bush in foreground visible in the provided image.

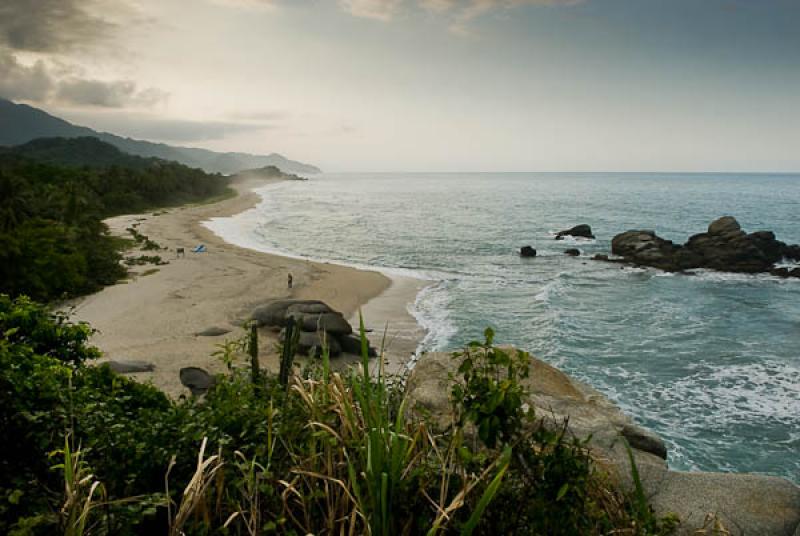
[0,295,676,535]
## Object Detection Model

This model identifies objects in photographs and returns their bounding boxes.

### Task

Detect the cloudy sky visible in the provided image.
[1,0,798,171]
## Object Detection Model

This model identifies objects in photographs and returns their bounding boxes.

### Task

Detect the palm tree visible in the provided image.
[0,169,32,231]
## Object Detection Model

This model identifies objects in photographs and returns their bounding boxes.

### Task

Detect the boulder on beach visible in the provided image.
[251,299,331,328]
[294,330,342,357]
[179,367,216,396]
[564,248,580,256]
[609,216,800,276]
[555,224,594,240]
[194,326,231,337]
[339,333,379,357]
[520,246,537,257]
[290,311,353,335]
[105,360,155,373]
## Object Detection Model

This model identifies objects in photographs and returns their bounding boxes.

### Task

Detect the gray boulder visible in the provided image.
[295,330,342,357]
[520,246,537,257]
[611,230,684,271]
[339,333,378,357]
[179,367,216,396]
[286,302,333,315]
[556,224,595,240]
[649,471,800,536]
[194,326,231,337]
[105,360,155,373]
[251,299,330,328]
[290,312,353,335]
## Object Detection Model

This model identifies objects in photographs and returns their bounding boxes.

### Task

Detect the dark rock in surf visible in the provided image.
[555,224,594,240]
[520,246,537,257]
[564,248,580,256]
[593,254,609,261]
[783,244,800,262]
[609,216,800,275]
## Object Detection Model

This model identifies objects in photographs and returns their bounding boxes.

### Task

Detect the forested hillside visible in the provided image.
[0,138,230,301]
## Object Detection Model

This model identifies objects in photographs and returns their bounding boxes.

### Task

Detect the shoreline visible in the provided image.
[71,174,427,396]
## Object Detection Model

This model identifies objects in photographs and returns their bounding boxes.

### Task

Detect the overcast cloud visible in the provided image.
[1,0,798,170]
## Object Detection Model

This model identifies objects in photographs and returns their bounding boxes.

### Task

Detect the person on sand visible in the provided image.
[288,273,293,289]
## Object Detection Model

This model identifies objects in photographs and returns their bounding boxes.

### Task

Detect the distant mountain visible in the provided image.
[0,98,321,175]
[1,137,163,170]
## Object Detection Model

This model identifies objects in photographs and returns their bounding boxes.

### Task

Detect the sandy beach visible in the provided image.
[71,175,426,397]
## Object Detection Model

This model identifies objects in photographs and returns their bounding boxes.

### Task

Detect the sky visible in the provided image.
[1,0,799,172]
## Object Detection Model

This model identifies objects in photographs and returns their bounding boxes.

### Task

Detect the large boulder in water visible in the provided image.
[610,216,800,275]
[556,224,594,240]
[520,246,537,257]
[611,230,686,271]
[783,244,800,262]
[564,248,580,256]
[684,217,778,273]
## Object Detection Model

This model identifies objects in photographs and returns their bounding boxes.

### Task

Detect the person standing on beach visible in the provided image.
[288,273,293,289]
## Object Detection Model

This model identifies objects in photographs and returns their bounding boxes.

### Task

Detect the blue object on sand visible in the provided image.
[192,244,207,253]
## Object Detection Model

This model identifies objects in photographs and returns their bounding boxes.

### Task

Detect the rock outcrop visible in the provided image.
[564,248,581,256]
[556,224,595,240]
[105,360,155,373]
[608,216,800,276]
[194,326,232,337]
[179,366,216,396]
[520,246,537,257]
[251,299,376,358]
[406,350,800,535]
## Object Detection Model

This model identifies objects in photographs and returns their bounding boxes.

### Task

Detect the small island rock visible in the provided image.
[609,216,800,275]
[520,246,537,257]
[556,224,595,240]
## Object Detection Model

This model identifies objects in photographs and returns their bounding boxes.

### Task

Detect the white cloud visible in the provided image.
[0,49,54,100]
[339,0,404,21]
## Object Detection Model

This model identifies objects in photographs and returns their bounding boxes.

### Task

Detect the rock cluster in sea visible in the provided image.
[251,299,378,357]
[555,223,595,240]
[609,216,800,276]
[406,350,800,535]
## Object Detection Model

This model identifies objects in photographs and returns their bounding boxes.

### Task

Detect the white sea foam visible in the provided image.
[409,281,457,353]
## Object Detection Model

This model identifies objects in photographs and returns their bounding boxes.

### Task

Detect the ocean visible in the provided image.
[206,172,800,482]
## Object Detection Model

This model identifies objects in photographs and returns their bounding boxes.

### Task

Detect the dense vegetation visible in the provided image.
[0,137,229,301]
[0,295,676,535]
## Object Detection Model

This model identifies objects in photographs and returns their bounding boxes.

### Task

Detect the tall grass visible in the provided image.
[51,436,107,536]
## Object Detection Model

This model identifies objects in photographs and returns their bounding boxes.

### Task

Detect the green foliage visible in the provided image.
[450,326,531,448]
[0,295,100,365]
[1,304,675,535]
[0,139,228,301]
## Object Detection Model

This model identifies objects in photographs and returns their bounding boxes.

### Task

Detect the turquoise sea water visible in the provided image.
[208,173,800,482]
